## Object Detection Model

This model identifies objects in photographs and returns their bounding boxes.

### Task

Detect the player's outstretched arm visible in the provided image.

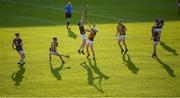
[81,11,84,23]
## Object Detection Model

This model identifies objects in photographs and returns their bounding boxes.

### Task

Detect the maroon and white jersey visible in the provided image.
[49,41,58,52]
[79,25,86,35]
[155,19,164,28]
[152,26,159,42]
[13,38,23,51]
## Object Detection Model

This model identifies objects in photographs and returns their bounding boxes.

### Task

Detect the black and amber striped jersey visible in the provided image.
[88,29,98,41]
[117,24,126,36]
[49,41,58,52]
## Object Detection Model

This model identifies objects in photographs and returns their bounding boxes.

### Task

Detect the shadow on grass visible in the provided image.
[67,28,77,39]
[49,63,71,80]
[153,57,176,77]
[11,65,26,86]
[160,41,178,56]
[81,59,109,93]
[122,54,139,74]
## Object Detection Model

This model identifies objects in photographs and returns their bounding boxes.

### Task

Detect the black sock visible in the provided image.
[67,22,70,28]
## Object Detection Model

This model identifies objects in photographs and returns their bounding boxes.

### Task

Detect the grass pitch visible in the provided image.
[0,0,180,97]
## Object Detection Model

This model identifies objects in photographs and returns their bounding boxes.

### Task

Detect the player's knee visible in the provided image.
[83,41,86,45]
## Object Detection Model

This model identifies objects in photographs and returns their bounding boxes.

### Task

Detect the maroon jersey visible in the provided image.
[153,31,159,42]
[13,38,23,51]
[79,25,86,35]
[155,19,164,28]
[117,24,126,36]
[49,41,58,52]
[152,27,159,41]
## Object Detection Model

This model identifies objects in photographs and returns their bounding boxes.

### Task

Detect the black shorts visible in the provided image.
[16,47,23,51]
[65,13,72,18]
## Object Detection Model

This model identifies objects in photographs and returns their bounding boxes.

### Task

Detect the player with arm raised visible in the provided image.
[85,20,98,60]
[77,11,86,55]
[115,20,128,54]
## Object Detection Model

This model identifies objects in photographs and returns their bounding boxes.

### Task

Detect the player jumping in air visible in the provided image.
[64,2,73,29]
[49,37,70,64]
[151,26,160,57]
[77,11,86,55]
[12,33,25,65]
[154,16,164,41]
[85,21,98,60]
[115,20,128,54]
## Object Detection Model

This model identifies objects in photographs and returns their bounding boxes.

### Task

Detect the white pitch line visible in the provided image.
[0,0,135,22]
[18,15,60,25]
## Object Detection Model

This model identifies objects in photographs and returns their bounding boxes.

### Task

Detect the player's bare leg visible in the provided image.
[78,39,86,55]
[21,53,25,62]
[118,39,124,53]
[18,52,25,65]
[86,44,90,58]
[122,40,128,54]
[81,39,86,55]
[90,45,95,60]
[59,54,70,58]
[152,44,157,57]
[58,54,65,64]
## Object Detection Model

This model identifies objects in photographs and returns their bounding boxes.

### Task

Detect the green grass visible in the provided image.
[0,0,180,97]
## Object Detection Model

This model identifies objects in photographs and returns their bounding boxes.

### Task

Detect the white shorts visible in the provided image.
[87,40,93,46]
[49,51,59,56]
[154,28,162,33]
[118,35,125,41]
[18,50,25,55]
[154,41,159,45]
[81,34,86,40]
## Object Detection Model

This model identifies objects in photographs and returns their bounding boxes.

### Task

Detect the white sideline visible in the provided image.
[19,15,60,25]
[0,0,135,22]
